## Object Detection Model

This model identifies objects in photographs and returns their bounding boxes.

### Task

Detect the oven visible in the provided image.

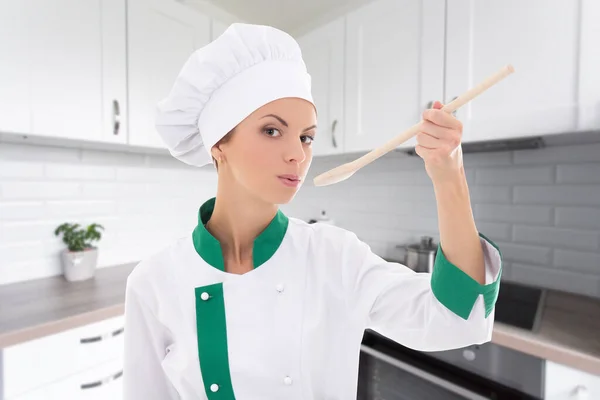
[357,281,548,400]
[358,330,544,400]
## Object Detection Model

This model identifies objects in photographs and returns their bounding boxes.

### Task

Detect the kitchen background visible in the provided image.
[1,0,600,399]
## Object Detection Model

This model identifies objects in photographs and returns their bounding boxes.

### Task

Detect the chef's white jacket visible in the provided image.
[123,197,502,399]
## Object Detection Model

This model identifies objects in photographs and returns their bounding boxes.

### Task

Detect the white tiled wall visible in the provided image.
[0,143,218,285]
[1,140,600,298]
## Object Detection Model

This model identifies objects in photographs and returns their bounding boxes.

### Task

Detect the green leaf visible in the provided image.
[54,222,104,253]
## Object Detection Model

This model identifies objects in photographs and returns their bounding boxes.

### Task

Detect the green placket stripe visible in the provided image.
[195,283,236,399]
[430,232,503,320]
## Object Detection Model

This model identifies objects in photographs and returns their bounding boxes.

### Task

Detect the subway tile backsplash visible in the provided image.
[1,139,600,298]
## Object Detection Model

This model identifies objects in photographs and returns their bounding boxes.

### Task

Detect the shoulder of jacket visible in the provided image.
[125,235,189,295]
[287,217,360,245]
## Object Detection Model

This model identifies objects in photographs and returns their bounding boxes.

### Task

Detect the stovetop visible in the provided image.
[494,280,546,331]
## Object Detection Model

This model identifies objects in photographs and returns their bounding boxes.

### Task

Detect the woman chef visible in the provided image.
[123,23,502,400]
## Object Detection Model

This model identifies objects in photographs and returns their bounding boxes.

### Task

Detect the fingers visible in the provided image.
[414,144,434,159]
[422,107,462,131]
[419,120,460,144]
[415,131,439,149]
[432,101,443,110]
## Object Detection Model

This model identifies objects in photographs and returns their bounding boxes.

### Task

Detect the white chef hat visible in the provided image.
[155,23,315,167]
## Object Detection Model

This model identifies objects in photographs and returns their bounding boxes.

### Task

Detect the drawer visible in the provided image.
[73,315,125,371]
[3,315,124,399]
[8,358,123,400]
[545,360,600,400]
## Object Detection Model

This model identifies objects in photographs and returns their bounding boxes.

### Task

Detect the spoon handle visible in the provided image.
[352,65,515,169]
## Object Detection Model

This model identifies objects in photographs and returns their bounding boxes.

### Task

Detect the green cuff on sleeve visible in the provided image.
[430,233,502,320]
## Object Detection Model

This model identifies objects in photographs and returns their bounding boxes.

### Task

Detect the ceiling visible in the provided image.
[182,0,376,36]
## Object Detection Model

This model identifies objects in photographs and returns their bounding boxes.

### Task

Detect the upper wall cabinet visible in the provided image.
[344,0,446,153]
[297,16,346,156]
[127,0,211,149]
[0,0,128,144]
[577,0,600,132]
[445,0,600,143]
[0,2,31,135]
[211,19,231,40]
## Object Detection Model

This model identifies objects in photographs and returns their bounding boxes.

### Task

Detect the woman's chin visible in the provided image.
[268,187,300,205]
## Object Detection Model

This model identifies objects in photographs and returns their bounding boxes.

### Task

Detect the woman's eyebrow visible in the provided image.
[261,114,288,127]
[261,114,316,132]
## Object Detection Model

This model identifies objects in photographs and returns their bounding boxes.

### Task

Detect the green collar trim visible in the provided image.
[192,197,289,271]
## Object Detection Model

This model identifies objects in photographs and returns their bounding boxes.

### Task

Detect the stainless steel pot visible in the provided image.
[401,236,437,273]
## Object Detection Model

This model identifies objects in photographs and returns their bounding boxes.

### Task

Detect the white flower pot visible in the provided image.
[60,248,98,282]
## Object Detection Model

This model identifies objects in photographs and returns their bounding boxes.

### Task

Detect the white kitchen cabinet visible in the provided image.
[23,0,126,144]
[445,0,600,143]
[3,316,124,399]
[8,358,123,400]
[297,16,346,156]
[343,0,445,154]
[577,0,600,132]
[211,19,230,40]
[100,0,129,145]
[127,0,211,149]
[0,2,31,135]
[545,360,600,400]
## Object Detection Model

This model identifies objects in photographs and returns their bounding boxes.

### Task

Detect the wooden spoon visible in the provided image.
[313,64,515,187]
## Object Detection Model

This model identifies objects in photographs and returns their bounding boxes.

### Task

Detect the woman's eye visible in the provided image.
[264,127,281,137]
[301,135,314,144]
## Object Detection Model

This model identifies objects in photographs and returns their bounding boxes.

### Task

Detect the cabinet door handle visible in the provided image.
[80,326,124,344]
[113,99,120,135]
[331,119,338,148]
[573,385,589,400]
[80,370,123,390]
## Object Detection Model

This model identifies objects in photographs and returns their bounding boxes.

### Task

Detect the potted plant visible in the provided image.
[54,223,104,282]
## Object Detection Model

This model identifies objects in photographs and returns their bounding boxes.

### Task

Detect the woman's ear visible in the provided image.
[211,146,224,164]
[210,128,234,166]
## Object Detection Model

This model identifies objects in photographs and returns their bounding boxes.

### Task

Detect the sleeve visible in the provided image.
[343,232,502,352]
[123,279,180,399]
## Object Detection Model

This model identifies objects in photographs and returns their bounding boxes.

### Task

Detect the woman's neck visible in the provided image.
[205,184,278,274]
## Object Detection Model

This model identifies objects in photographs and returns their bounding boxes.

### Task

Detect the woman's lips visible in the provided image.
[278,174,301,187]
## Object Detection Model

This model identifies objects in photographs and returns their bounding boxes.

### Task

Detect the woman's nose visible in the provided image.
[285,138,306,164]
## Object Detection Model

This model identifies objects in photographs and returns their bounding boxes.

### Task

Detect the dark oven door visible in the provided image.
[358,331,543,400]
